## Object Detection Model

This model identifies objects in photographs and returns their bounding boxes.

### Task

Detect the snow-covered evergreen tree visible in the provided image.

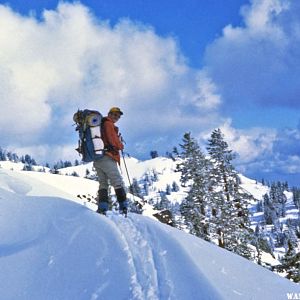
[63,161,72,168]
[253,224,273,265]
[165,184,173,195]
[0,148,21,162]
[276,239,300,283]
[155,191,171,211]
[150,150,159,159]
[130,178,143,199]
[143,182,149,196]
[263,193,277,225]
[292,187,300,210]
[0,147,6,161]
[269,182,287,218]
[206,128,253,259]
[7,151,19,162]
[178,132,210,240]
[256,200,263,212]
[151,169,159,182]
[172,181,180,192]
[24,154,37,166]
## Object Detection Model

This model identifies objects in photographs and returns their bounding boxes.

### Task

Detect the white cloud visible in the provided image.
[0,2,222,158]
[281,156,300,174]
[241,0,289,34]
[218,120,276,164]
[204,0,300,108]
[2,0,297,184]
[12,143,78,165]
[207,120,300,180]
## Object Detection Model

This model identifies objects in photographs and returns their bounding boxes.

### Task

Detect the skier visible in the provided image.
[93,107,128,215]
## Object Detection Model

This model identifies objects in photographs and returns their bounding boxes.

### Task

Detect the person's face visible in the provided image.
[109,112,121,123]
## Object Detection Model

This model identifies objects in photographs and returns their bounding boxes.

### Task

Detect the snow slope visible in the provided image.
[0,168,299,300]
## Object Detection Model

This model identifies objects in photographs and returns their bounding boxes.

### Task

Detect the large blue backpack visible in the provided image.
[73,109,105,162]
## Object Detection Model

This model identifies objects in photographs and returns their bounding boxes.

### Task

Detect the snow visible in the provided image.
[58,157,184,203]
[239,174,270,201]
[0,168,299,299]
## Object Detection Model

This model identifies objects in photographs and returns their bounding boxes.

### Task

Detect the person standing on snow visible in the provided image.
[93,107,128,215]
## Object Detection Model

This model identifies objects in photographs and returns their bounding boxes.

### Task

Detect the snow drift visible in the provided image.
[0,168,299,300]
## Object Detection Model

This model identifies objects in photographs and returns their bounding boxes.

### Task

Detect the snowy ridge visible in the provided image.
[0,168,299,299]
[1,158,299,251]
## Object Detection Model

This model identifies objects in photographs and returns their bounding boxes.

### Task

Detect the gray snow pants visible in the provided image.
[93,155,124,190]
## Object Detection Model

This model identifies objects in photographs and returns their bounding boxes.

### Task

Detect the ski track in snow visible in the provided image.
[89,233,111,300]
[109,213,222,300]
[110,214,160,300]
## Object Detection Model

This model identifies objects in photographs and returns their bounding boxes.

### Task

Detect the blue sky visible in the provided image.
[0,0,299,185]
[6,0,247,67]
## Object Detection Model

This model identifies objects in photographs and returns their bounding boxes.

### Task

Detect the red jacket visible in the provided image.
[101,117,124,164]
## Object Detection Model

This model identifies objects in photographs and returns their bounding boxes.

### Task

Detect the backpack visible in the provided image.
[73,109,105,162]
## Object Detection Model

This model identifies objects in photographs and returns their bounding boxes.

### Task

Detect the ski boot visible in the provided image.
[115,187,128,217]
[96,189,109,215]
[119,200,129,217]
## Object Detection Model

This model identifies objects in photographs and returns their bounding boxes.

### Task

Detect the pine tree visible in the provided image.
[166,184,172,195]
[269,182,287,218]
[0,147,7,161]
[172,146,179,157]
[24,154,32,165]
[253,224,274,265]
[71,171,79,177]
[152,169,159,182]
[7,151,19,162]
[263,193,277,225]
[177,132,206,186]
[166,151,175,161]
[292,187,300,210]
[172,181,180,192]
[276,240,300,283]
[263,182,288,226]
[150,150,159,159]
[178,132,210,240]
[130,178,143,199]
[143,182,149,196]
[22,163,33,171]
[284,220,299,251]
[256,200,263,212]
[63,161,72,168]
[155,191,171,210]
[206,128,253,259]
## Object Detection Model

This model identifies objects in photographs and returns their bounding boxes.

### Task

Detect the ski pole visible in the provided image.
[121,151,145,212]
[121,150,132,190]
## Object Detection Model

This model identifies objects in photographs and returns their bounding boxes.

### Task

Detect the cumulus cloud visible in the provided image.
[12,144,77,165]
[0,2,223,161]
[218,120,276,163]
[212,120,300,184]
[204,0,300,109]
[273,127,300,157]
[197,0,300,184]
[1,0,298,186]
